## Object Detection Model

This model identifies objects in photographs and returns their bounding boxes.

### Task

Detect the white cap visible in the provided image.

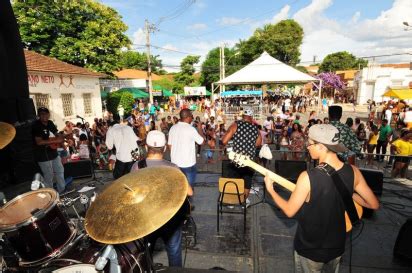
[308,124,348,153]
[243,108,254,116]
[146,131,166,147]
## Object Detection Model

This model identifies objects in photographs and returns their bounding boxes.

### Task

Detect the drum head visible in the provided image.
[52,264,97,273]
[0,189,58,231]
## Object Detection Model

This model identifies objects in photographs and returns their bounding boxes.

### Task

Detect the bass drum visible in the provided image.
[0,189,76,266]
[39,237,154,273]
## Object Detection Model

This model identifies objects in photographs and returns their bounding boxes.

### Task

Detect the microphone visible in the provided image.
[31,173,45,190]
[76,115,85,120]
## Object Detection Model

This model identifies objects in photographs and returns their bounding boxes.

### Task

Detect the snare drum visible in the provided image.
[39,237,153,273]
[0,189,76,266]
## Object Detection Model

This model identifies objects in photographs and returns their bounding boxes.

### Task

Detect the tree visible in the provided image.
[13,0,131,74]
[237,19,303,66]
[107,91,134,118]
[174,55,200,88]
[118,50,164,73]
[319,51,368,73]
[200,47,241,90]
[317,72,346,90]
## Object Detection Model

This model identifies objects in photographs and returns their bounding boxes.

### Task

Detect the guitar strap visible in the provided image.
[316,163,360,227]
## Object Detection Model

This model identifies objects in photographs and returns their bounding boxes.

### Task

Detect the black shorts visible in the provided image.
[222,162,255,189]
[394,157,410,164]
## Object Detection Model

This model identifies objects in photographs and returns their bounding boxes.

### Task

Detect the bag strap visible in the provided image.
[316,163,360,226]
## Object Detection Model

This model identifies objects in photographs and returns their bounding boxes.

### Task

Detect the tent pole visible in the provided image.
[317,80,323,114]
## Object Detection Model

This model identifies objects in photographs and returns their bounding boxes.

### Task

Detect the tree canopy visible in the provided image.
[317,72,345,90]
[237,19,304,66]
[319,51,368,72]
[118,50,165,74]
[200,47,241,90]
[174,55,200,89]
[13,0,131,74]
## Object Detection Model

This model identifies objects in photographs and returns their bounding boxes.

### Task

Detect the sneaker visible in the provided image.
[227,205,234,209]
[246,198,251,208]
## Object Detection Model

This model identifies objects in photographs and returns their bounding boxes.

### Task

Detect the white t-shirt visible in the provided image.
[403,110,412,123]
[105,124,138,162]
[263,120,273,131]
[168,122,204,168]
[284,99,291,107]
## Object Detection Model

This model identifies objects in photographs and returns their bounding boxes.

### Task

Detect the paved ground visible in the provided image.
[1,165,412,272]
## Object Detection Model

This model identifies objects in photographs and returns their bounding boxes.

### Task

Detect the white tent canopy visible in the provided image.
[217,51,318,85]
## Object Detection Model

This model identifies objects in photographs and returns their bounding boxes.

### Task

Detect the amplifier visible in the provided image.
[64,159,93,179]
[274,160,307,183]
[359,168,383,196]
[394,219,412,261]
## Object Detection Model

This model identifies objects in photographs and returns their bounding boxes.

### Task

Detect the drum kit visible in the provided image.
[0,166,189,273]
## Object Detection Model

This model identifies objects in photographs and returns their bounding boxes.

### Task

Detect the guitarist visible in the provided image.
[264,124,379,273]
[32,107,66,193]
[130,130,193,267]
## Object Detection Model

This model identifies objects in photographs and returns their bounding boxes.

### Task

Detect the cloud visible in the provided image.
[187,23,208,31]
[272,5,290,24]
[216,17,249,26]
[132,28,145,46]
[162,44,179,52]
[350,11,360,24]
[294,0,412,64]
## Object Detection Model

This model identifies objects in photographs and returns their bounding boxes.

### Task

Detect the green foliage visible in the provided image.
[106,91,134,116]
[295,66,309,73]
[153,77,182,93]
[118,50,163,73]
[237,19,303,66]
[174,55,200,87]
[200,47,242,90]
[119,92,134,115]
[319,51,368,72]
[13,0,131,74]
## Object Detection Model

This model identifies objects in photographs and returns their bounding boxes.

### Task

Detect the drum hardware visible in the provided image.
[95,245,121,273]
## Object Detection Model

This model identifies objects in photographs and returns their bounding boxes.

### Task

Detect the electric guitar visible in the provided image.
[228,151,363,232]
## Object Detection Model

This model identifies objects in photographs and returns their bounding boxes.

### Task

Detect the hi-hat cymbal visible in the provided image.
[0,122,16,149]
[85,166,188,244]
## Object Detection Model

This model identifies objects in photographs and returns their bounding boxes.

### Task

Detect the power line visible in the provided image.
[156,0,195,26]
[157,0,301,41]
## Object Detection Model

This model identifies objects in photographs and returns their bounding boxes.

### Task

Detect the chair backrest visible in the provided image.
[218,178,245,204]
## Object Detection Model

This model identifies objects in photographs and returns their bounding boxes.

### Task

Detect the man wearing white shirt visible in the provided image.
[106,119,138,179]
[284,97,291,112]
[168,109,204,187]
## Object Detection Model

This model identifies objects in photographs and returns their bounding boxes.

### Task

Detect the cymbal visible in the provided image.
[85,166,188,244]
[0,122,16,149]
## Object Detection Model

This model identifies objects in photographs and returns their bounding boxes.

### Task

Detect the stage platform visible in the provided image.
[1,170,412,273]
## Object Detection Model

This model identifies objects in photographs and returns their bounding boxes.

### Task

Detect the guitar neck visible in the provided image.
[245,160,296,192]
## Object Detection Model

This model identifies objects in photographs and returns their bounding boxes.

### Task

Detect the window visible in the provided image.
[61,93,73,117]
[83,93,92,114]
[34,93,50,110]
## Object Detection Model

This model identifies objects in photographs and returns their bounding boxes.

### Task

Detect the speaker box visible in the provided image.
[359,168,383,196]
[394,218,412,260]
[274,160,307,183]
[64,159,93,179]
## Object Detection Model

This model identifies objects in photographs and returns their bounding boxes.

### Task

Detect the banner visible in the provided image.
[184,86,206,96]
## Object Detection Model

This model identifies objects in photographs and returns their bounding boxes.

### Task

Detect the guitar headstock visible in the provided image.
[227,151,250,168]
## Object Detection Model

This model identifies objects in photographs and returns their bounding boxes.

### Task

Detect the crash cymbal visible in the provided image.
[85,166,188,244]
[0,122,16,149]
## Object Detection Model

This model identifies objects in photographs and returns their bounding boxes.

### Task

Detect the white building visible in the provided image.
[25,50,105,129]
[354,63,412,104]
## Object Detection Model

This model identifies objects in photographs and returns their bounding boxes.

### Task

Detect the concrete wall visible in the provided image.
[28,72,103,130]
[355,66,412,104]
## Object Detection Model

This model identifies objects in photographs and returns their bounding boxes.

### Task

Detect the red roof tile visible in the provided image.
[24,50,105,77]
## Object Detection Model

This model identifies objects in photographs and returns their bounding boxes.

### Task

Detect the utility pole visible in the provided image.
[145,19,155,104]
[219,44,226,94]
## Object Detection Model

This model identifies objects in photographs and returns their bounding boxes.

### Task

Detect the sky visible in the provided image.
[99,0,412,72]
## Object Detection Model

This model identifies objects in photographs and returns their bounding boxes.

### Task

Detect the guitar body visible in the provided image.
[228,151,362,232]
